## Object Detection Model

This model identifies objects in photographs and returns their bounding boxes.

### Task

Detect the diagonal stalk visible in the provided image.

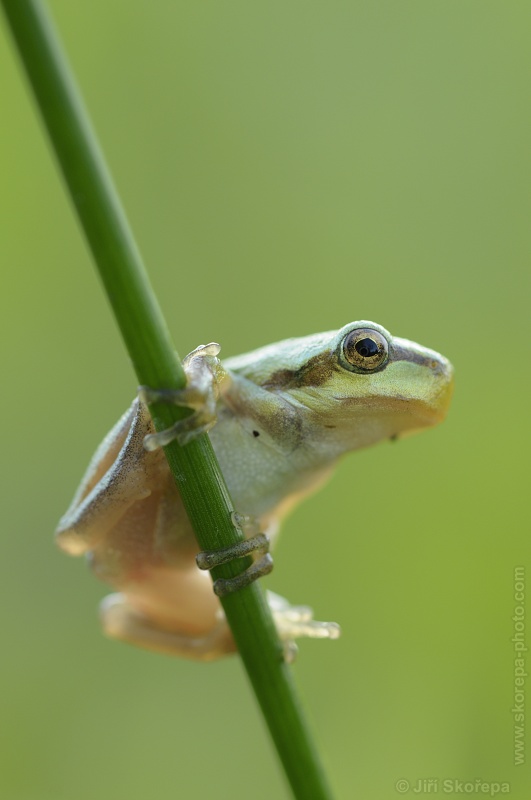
[1,2,335,798]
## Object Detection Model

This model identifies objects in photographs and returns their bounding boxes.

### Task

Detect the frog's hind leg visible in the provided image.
[100,593,236,661]
[56,399,160,556]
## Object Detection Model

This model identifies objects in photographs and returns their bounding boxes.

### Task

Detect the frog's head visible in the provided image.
[284,320,454,453]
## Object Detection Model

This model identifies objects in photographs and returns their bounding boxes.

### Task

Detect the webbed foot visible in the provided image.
[267,591,341,663]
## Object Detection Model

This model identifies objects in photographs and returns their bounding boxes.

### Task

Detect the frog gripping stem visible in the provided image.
[196,533,273,597]
[139,342,225,450]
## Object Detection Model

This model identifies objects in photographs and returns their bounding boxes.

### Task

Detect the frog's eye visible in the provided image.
[342,328,389,372]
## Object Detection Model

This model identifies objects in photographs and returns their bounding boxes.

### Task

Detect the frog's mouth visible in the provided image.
[373,355,455,432]
[334,379,454,446]
[380,385,454,430]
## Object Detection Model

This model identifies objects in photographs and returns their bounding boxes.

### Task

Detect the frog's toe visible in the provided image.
[142,408,217,451]
[196,533,273,597]
[230,511,261,536]
[266,590,341,657]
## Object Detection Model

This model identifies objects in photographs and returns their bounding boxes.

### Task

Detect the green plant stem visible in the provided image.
[1,2,335,798]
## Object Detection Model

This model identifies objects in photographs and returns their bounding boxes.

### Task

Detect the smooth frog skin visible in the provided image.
[56,321,453,660]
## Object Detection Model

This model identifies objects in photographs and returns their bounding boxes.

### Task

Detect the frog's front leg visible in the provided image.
[141,343,228,450]
[140,345,276,595]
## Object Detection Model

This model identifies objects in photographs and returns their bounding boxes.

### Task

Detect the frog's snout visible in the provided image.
[428,355,454,422]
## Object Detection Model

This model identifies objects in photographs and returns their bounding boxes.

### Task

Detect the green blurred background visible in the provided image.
[1,2,529,798]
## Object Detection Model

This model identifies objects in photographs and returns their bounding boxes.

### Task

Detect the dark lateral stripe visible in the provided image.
[262,350,338,390]
[390,344,436,368]
[263,344,438,391]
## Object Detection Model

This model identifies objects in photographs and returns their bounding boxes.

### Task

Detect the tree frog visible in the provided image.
[56,321,453,661]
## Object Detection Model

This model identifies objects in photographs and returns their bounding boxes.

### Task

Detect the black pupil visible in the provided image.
[355,337,379,358]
